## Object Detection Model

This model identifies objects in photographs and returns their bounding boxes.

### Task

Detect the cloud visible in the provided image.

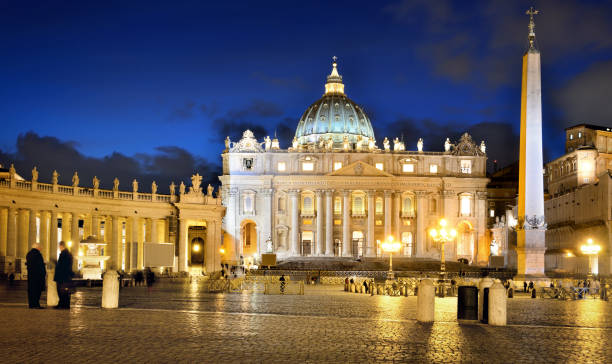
[378,118,520,170]
[211,100,294,148]
[167,101,196,121]
[383,0,612,87]
[0,132,221,192]
[553,60,612,127]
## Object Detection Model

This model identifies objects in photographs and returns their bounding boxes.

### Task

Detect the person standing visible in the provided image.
[54,241,74,309]
[25,243,46,309]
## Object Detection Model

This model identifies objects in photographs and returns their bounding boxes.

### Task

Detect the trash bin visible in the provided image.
[481,287,490,324]
[457,286,478,321]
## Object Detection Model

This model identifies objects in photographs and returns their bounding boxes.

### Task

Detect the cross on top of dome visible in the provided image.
[325,56,344,95]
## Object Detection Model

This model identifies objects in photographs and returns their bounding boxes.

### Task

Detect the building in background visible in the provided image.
[220,60,490,266]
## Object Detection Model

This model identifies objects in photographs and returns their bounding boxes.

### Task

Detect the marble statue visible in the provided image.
[264,136,271,151]
[383,137,390,152]
[480,141,486,154]
[52,170,58,184]
[179,181,185,195]
[93,176,99,189]
[113,178,119,191]
[417,138,423,152]
[169,182,176,195]
[31,167,38,182]
[444,138,451,152]
[151,181,158,195]
[207,184,213,196]
[132,179,138,193]
[72,172,79,187]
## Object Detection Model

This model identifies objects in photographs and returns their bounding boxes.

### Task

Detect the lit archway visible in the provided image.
[241,220,257,256]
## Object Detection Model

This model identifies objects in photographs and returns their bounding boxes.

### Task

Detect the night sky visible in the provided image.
[1,0,611,192]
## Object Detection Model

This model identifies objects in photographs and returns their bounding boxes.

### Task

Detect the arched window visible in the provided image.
[375,197,383,214]
[277,197,285,213]
[353,196,364,214]
[334,197,342,214]
[303,196,314,215]
[402,197,412,213]
[430,198,437,213]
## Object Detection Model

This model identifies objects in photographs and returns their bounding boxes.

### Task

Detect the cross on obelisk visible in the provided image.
[526,7,539,49]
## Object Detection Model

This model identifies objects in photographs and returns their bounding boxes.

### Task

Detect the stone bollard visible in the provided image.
[102,270,120,309]
[46,269,59,307]
[488,282,507,326]
[478,277,494,322]
[417,279,435,323]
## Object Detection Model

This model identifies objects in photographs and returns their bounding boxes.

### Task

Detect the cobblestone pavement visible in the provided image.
[1,281,611,363]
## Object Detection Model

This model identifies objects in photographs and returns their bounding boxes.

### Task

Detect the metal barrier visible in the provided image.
[264,281,304,295]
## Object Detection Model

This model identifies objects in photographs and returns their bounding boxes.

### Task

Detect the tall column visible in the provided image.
[28,209,38,246]
[288,190,299,256]
[366,190,376,257]
[224,188,238,262]
[132,217,142,269]
[394,192,401,242]
[61,213,71,244]
[91,214,99,238]
[6,207,16,257]
[315,190,324,256]
[384,190,392,239]
[415,191,427,258]
[150,218,158,243]
[261,188,273,254]
[517,10,546,278]
[50,211,58,262]
[71,212,80,271]
[325,190,334,256]
[0,208,7,257]
[342,190,351,257]
[109,216,122,270]
[178,218,188,272]
[40,211,49,260]
[17,209,28,258]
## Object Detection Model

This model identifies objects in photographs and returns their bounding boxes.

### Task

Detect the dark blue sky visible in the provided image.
[1,0,611,191]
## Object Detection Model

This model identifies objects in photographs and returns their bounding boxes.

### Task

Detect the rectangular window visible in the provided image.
[302,162,314,171]
[460,196,471,216]
[277,162,286,172]
[569,134,573,140]
[375,163,384,171]
[243,158,254,170]
[489,209,495,217]
[460,160,472,174]
[334,162,343,171]
[402,163,414,173]
[429,164,438,174]
[578,132,582,138]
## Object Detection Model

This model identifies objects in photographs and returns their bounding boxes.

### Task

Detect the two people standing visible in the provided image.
[26,240,74,309]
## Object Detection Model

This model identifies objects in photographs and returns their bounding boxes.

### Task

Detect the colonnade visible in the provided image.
[0,206,171,272]
[285,189,430,258]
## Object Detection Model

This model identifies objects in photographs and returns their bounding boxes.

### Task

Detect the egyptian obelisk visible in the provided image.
[516,7,546,278]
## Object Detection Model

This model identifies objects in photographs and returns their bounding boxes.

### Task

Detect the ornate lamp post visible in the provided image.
[429,219,457,273]
[381,235,401,280]
[580,238,601,277]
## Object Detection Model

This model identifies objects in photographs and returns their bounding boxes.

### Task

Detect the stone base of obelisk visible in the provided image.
[515,228,547,282]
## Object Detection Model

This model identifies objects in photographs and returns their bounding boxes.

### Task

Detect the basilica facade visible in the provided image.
[220,60,490,266]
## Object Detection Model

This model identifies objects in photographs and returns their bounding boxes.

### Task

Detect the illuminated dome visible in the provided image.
[294,58,375,148]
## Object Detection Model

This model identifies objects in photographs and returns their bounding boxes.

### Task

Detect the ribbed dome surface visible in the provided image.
[295,94,375,145]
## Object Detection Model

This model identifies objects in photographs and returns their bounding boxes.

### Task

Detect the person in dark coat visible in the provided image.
[53,241,74,309]
[26,243,46,309]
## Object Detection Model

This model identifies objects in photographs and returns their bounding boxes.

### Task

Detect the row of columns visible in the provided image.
[286,190,428,257]
[0,207,168,272]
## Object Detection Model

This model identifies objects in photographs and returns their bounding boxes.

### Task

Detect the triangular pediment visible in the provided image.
[328,161,393,177]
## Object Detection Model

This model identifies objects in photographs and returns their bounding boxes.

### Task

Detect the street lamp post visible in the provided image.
[429,219,457,273]
[580,238,601,277]
[381,235,401,280]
